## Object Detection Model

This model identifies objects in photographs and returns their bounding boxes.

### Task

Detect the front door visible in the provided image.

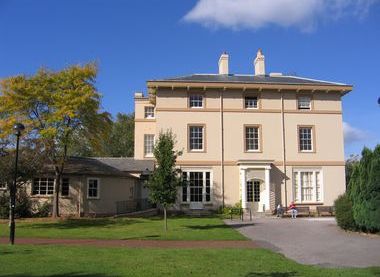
[246,180,264,212]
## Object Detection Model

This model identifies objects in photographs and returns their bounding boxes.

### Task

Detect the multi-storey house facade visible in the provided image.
[134,49,352,213]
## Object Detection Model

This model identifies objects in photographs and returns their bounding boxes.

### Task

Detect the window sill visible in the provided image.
[87,197,100,200]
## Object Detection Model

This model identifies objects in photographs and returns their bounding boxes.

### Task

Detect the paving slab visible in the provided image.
[226,217,380,268]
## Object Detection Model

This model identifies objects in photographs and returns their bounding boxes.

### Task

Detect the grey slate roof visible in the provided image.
[151,74,349,86]
[46,157,154,177]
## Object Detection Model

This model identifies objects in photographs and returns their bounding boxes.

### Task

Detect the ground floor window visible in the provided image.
[247,180,260,202]
[87,178,100,199]
[182,171,211,203]
[61,178,70,196]
[293,169,323,203]
[32,178,54,195]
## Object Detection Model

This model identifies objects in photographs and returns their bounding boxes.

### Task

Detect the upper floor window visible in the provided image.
[189,125,204,151]
[32,178,54,195]
[189,94,204,108]
[87,178,100,199]
[245,126,260,152]
[244,96,258,109]
[299,126,314,152]
[144,134,155,157]
[298,96,311,110]
[144,106,155,118]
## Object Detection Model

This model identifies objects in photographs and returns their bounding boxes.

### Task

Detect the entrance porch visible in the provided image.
[238,160,273,213]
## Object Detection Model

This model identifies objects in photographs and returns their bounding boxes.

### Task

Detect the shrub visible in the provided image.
[220,202,242,216]
[34,201,52,217]
[0,188,33,219]
[335,193,356,231]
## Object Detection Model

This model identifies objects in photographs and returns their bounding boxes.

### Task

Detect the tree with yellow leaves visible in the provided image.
[0,63,112,217]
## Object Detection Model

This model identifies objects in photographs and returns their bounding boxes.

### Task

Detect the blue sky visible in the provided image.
[0,0,379,157]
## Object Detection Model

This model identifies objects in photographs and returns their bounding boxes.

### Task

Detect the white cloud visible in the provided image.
[183,0,378,31]
[343,122,368,144]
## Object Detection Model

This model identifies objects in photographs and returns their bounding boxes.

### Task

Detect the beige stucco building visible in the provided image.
[135,49,352,213]
[19,157,153,216]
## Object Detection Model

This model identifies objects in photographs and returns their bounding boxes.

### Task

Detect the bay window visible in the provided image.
[293,169,323,203]
[182,171,212,203]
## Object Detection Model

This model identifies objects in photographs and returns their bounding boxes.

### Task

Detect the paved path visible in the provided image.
[226,217,380,268]
[0,237,256,249]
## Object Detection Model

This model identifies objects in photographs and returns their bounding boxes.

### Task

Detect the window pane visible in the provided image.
[189,172,203,202]
[61,178,69,196]
[301,172,313,201]
[144,106,154,118]
[247,181,253,202]
[189,126,203,150]
[298,96,311,110]
[144,134,154,156]
[245,97,258,109]
[316,172,321,202]
[182,172,188,202]
[205,172,211,202]
[245,127,259,151]
[299,127,313,151]
[254,181,260,202]
[189,95,203,108]
[293,172,299,202]
[88,179,98,198]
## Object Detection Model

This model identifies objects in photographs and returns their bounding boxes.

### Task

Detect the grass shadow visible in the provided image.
[1,273,117,277]
[23,218,141,230]
[245,272,297,277]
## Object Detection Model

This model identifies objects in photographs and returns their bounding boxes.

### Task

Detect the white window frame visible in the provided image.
[299,127,313,152]
[181,169,213,204]
[144,106,155,118]
[189,94,204,108]
[189,125,204,152]
[245,126,260,152]
[87,178,100,199]
[298,96,311,110]
[32,178,55,196]
[144,134,155,157]
[293,169,323,203]
[244,96,258,109]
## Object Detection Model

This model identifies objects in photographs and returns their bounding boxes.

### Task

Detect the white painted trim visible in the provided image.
[180,169,213,205]
[87,177,100,200]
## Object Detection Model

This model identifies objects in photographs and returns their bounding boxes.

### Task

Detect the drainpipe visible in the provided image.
[281,91,288,206]
[220,89,225,209]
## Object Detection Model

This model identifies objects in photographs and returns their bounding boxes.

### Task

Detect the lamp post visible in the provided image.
[9,123,25,245]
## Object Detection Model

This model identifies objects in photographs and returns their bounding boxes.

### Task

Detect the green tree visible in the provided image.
[348,145,380,232]
[345,154,360,189]
[0,64,112,217]
[104,113,134,157]
[67,112,134,158]
[146,130,183,231]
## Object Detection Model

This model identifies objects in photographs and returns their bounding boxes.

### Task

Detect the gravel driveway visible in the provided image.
[226,217,380,268]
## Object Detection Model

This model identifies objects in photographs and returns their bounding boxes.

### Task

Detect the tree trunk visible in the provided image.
[163,206,167,232]
[52,170,61,218]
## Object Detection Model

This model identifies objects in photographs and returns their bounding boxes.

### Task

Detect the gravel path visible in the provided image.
[226,217,380,268]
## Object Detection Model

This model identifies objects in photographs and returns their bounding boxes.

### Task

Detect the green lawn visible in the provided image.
[0,216,246,240]
[0,245,378,277]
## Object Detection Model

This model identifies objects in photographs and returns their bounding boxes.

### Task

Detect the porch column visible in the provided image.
[240,168,247,209]
[264,166,271,212]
